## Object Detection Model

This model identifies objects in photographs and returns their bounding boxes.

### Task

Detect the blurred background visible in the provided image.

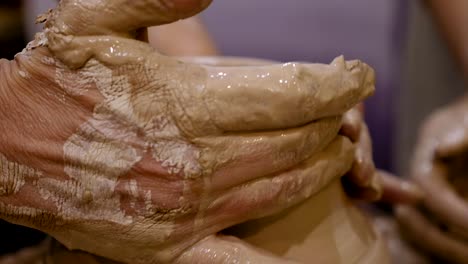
[0,0,465,258]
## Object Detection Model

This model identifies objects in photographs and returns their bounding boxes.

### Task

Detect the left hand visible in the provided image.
[340,105,423,203]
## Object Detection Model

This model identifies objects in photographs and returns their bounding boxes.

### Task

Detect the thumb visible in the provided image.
[45,0,213,37]
[41,0,212,68]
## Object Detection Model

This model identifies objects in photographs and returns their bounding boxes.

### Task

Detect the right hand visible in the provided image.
[396,95,468,264]
[0,1,374,263]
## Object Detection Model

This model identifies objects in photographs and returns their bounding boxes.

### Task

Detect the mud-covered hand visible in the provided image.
[396,94,468,264]
[339,106,423,203]
[0,1,374,263]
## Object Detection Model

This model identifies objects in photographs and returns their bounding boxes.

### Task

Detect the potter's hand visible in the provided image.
[396,95,468,264]
[0,1,373,263]
[340,106,423,203]
[146,17,219,56]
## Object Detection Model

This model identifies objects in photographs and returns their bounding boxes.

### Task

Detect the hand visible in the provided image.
[0,1,375,263]
[396,95,468,263]
[339,106,423,203]
[146,17,219,56]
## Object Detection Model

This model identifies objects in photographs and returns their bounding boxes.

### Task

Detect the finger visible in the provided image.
[195,117,342,191]
[396,205,468,264]
[198,56,375,132]
[340,113,381,201]
[339,107,363,142]
[45,0,213,37]
[200,136,354,236]
[446,153,468,199]
[342,171,382,202]
[147,17,219,56]
[436,122,468,159]
[175,235,299,264]
[420,101,468,159]
[437,133,468,159]
[379,170,424,204]
[345,123,375,187]
[435,96,468,158]
[414,161,468,237]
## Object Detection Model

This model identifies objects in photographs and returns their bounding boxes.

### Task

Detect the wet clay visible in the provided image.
[183,57,390,263]
[227,179,390,263]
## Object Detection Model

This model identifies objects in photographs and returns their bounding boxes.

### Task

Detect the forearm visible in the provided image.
[426,0,468,81]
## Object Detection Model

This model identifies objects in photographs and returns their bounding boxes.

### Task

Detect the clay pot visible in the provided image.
[188,56,391,264]
[227,179,390,263]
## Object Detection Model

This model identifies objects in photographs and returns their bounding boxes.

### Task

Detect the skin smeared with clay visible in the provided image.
[0,153,42,197]
[0,1,378,263]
